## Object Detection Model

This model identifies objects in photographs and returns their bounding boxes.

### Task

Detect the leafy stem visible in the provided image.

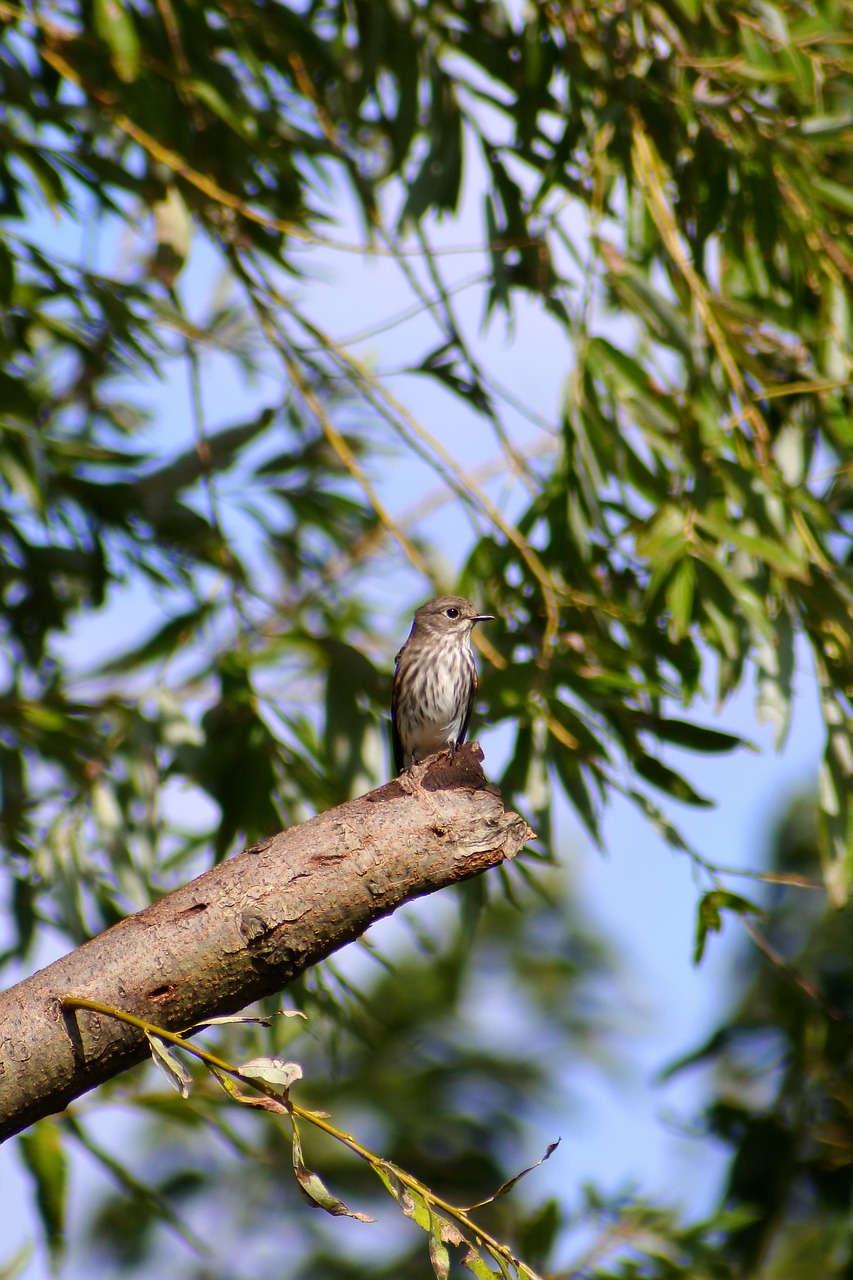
[61,995,550,1280]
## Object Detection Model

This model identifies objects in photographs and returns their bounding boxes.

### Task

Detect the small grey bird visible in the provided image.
[391,595,495,774]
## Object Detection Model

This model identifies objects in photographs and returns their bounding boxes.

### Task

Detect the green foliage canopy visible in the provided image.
[2,0,852,926]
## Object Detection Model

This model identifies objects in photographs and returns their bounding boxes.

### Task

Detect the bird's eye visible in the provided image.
[446,607,460,619]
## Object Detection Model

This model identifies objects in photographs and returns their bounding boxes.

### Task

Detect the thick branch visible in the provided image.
[0,745,530,1142]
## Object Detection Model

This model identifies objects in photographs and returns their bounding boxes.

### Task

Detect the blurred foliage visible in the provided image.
[71,879,613,1280]
[616,794,853,1280]
[2,0,853,1276]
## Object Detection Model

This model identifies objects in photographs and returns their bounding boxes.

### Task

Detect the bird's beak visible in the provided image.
[473,614,495,623]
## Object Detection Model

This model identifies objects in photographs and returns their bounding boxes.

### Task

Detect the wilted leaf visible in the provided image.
[208,1068,288,1113]
[189,1009,306,1031]
[150,187,192,285]
[428,1212,451,1280]
[464,1140,560,1210]
[145,1031,193,1098]
[400,1184,432,1232]
[289,1116,374,1222]
[239,1057,304,1090]
[0,1243,32,1279]
[462,1246,502,1279]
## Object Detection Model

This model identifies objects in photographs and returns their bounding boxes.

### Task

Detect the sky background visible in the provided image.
[0,118,828,1277]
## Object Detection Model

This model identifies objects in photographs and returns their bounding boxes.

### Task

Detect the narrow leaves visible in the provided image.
[694,891,763,965]
[145,1031,193,1098]
[289,1115,374,1222]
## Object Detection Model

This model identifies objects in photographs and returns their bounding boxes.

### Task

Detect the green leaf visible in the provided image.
[399,1184,432,1231]
[755,608,795,750]
[98,603,214,674]
[187,79,254,139]
[665,558,695,641]
[634,754,714,808]
[549,701,611,762]
[817,687,853,907]
[551,742,602,844]
[0,369,38,419]
[635,504,689,564]
[15,149,69,212]
[811,175,853,219]
[797,112,853,138]
[372,1159,407,1205]
[18,1121,67,1264]
[133,411,276,500]
[626,789,694,852]
[638,716,749,754]
[600,241,692,354]
[694,891,763,964]
[64,1116,204,1252]
[93,0,141,81]
[586,336,680,432]
[693,511,808,580]
[517,1199,561,1272]
[189,1010,306,1031]
[693,560,756,665]
[484,193,511,321]
[671,0,701,18]
[0,238,15,304]
[290,1116,374,1222]
[400,73,462,224]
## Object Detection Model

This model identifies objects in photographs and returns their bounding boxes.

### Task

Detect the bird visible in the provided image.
[391,595,495,774]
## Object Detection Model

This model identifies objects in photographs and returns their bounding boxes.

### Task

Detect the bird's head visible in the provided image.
[410,595,495,642]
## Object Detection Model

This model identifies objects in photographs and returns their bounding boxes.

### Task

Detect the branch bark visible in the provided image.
[0,745,531,1142]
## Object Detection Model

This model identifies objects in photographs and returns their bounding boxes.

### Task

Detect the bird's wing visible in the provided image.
[390,657,404,774]
[457,665,478,747]
[390,713,404,775]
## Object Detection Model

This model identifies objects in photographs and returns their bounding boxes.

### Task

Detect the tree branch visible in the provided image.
[0,745,531,1142]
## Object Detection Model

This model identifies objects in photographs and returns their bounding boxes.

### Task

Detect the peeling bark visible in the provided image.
[0,745,531,1142]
